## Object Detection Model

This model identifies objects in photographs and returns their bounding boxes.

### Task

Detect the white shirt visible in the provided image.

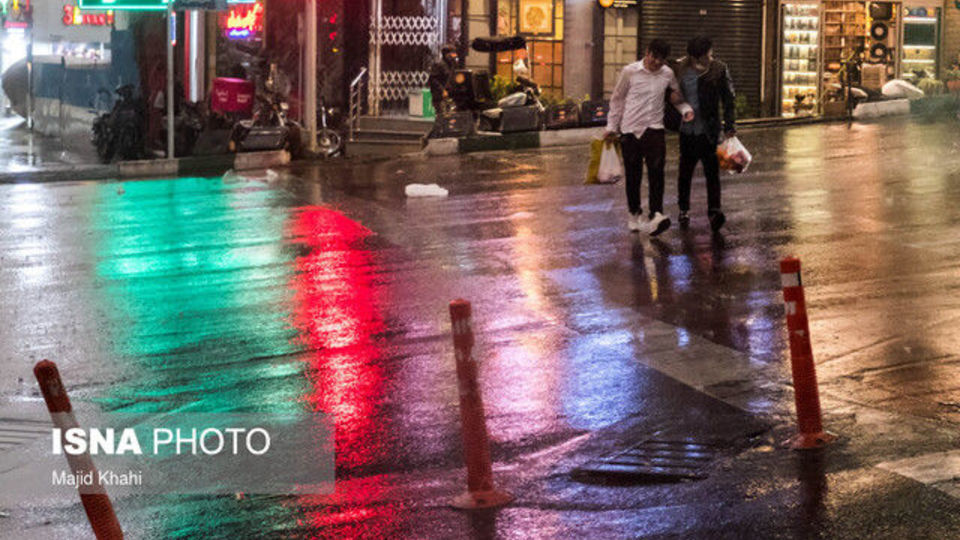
[606,61,692,137]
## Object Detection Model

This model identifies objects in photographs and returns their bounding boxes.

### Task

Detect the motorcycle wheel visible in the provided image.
[318,128,342,158]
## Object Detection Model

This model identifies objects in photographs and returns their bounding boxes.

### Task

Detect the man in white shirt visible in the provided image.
[605,39,694,236]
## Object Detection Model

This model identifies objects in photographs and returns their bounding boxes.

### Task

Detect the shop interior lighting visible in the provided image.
[903,16,937,23]
[903,45,936,50]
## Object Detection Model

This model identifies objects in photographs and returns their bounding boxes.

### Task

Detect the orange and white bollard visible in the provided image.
[34,360,124,540]
[780,259,837,450]
[448,299,513,509]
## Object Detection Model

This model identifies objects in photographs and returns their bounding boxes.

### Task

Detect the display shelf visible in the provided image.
[781,2,822,118]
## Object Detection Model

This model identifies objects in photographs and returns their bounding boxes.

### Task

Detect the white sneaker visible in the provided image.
[648,212,671,236]
[628,213,644,232]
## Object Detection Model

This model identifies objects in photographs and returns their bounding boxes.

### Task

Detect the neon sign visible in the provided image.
[224,1,262,40]
[63,5,115,26]
[4,0,31,29]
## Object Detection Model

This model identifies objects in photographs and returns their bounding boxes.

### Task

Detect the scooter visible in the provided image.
[231,63,303,157]
[92,84,145,163]
[462,36,545,133]
[477,72,544,132]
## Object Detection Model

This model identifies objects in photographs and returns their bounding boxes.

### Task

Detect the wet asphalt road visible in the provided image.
[3,117,960,538]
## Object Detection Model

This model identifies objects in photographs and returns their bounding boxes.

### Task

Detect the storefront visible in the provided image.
[776,0,946,118]
[596,0,770,118]
[3,0,136,142]
[494,0,565,99]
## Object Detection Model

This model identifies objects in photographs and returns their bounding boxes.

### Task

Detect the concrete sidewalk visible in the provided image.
[0,116,293,183]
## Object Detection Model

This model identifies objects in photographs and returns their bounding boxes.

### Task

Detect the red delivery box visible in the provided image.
[211,77,255,116]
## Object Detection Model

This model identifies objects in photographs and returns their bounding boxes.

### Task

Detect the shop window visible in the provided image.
[602,8,639,99]
[496,0,564,99]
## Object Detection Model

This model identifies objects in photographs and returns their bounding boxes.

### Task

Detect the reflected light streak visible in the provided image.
[288,206,397,531]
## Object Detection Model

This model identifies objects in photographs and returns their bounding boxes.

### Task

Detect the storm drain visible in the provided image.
[572,438,722,483]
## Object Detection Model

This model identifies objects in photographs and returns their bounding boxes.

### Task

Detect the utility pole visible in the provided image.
[167,0,175,159]
[304,0,318,154]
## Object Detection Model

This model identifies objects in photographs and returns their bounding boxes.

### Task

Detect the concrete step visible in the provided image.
[357,115,434,134]
[354,129,426,143]
[346,140,422,157]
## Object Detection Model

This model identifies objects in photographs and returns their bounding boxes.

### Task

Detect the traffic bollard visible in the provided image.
[448,299,513,509]
[34,360,124,540]
[780,259,837,450]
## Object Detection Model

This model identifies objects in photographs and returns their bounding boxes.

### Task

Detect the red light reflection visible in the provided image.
[288,207,398,531]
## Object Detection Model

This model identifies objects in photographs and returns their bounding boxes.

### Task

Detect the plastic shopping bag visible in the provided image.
[586,138,624,184]
[717,135,752,174]
[585,139,604,184]
[597,140,625,184]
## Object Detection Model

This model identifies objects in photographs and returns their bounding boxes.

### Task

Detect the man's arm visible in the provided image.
[720,63,737,135]
[605,68,630,139]
[667,74,695,121]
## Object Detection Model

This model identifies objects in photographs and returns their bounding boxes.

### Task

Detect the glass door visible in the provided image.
[781,2,821,117]
[901,6,939,78]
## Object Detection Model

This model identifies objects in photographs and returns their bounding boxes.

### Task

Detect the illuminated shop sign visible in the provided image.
[79,0,165,11]
[63,5,114,26]
[3,0,32,29]
[597,0,638,7]
[223,1,262,40]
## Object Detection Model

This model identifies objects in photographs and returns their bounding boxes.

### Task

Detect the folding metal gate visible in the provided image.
[368,0,449,116]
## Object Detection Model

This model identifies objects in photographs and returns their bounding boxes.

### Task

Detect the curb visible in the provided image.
[421,98,958,157]
[0,150,292,184]
[421,120,825,157]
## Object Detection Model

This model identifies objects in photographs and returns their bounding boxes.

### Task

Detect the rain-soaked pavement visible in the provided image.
[3,117,960,538]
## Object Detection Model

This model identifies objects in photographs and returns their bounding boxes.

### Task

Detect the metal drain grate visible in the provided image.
[573,438,721,483]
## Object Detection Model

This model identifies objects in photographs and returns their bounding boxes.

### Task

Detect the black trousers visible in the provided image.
[677,133,721,214]
[621,129,666,217]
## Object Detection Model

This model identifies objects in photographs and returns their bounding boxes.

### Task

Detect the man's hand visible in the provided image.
[683,111,695,122]
[603,131,619,142]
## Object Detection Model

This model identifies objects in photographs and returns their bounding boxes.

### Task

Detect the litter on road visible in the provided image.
[405,183,449,197]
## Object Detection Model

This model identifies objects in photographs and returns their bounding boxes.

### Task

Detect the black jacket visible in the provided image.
[665,58,736,144]
[428,58,456,105]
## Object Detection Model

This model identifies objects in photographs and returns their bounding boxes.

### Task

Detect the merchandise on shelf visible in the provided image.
[781,2,820,117]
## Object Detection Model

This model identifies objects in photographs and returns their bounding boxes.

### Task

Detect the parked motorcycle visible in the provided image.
[453,36,544,133]
[92,84,145,163]
[231,63,303,157]
[317,95,345,158]
[477,72,544,132]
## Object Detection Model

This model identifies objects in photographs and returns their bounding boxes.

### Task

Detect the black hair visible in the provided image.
[646,39,670,60]
[687,36,713,59]
[441,43,457,55]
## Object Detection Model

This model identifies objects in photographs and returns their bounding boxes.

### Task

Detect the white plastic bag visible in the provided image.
[717,136,752,174]
[881,79,924,100]
[405,183,449,197]
[597,141,625,184]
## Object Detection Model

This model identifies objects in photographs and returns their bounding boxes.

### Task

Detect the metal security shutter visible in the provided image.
[640,0,763,116]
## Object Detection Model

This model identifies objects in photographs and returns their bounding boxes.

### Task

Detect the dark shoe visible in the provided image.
[709,211,726,232]
[648,212,671,237]
[678,211,690,229]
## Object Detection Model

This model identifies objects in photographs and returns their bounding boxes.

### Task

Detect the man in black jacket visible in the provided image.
[428,44,458,115]
[673,36,736,232]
